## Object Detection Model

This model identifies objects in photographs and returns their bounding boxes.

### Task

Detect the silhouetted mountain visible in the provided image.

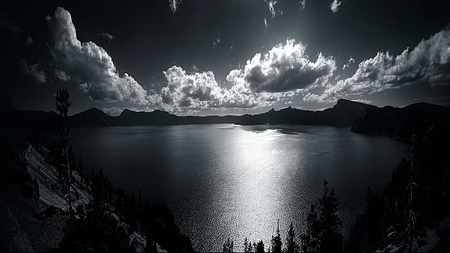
[66,99,375,127]
[351,102,450,141]
[0,107,59,130]
[0,99,385,128]
[69,108,115,127]
[117,109,179,125]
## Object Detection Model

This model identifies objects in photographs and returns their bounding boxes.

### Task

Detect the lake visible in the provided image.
[71,124,407,252]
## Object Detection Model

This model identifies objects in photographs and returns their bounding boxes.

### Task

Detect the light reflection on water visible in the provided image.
[71,124,407,252]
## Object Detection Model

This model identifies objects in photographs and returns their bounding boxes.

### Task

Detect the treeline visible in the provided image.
[222,181,343,253]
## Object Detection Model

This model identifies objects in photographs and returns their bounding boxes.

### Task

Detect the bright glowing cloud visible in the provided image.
[158,40,335,112]
[237,39,336,93]
[305,29,450,103]
[46,7,152,105]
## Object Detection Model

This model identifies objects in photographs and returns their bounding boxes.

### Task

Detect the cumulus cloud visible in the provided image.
[159,66,262,112]
[169,0,182,13]
[158,40,335,112]
[46,7,151,105]
[330,0,342,13]
[305,29,450,103]
[237,39,336,93]
[17,57,47,84]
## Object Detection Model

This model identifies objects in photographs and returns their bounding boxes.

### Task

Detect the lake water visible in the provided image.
[71,124,407,252]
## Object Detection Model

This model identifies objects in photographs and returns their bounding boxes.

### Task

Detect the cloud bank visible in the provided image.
[39,8,450,113]
[239,39,335,93]
[305,29,450,103]
[46,7,151,105]
[158,39,336,112]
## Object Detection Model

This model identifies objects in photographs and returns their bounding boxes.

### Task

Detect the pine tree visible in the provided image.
[285,222,299,253]
[318,180,343,252]
[223,238,234,253]
[301,181,343,252]
[255,240,265,253]
[55,88,74,217]
[301,204,320,252]
[244,237,254,253]
[406,128,421,252]
[271,220,282,253]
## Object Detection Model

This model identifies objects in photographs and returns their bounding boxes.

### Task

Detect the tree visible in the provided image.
[244,237,253,253]
[223,238,234,253]
[285,222,299,253]
[318,180,343,252]
[271,221,282,253]
[301,181,343,253]
[55,88,75,216]
[255,240,265,253]
[301,204,320,252]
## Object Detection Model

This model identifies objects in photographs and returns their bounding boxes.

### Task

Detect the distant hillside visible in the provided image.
[6,99,448,131]
[351,102,450,142]
[68,99,376,128]
[68,108,115,127]
[0,108,59,130]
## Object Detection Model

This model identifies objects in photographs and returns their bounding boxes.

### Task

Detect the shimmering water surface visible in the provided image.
[71,124,407,252]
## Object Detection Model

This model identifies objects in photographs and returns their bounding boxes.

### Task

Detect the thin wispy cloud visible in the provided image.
[99,32,114,43]
[299,0,306,11]
[17,57,47,84]
[330,0,342,13]
[169,0,182,13]
[1,18,34,45]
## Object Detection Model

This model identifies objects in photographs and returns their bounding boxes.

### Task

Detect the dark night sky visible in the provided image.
[1,0,450,115]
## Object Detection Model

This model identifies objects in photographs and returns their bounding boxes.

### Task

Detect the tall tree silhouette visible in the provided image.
[301,181,343,252]
[271,220,282,253]
[318,180,343,252]
[55,88,74,216]
[301,204,320,252]
[285,222,299,253]
[223,238,234,253]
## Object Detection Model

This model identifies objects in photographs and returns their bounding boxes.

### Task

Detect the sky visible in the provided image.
[1,0,450,116]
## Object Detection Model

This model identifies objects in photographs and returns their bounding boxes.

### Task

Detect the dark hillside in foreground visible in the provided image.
[346,116,450,252]
[0,127,195,252]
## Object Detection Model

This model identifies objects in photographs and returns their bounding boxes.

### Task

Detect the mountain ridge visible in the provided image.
[351,102,450,141]
[2,99,449,131]
[68,99,377,127]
